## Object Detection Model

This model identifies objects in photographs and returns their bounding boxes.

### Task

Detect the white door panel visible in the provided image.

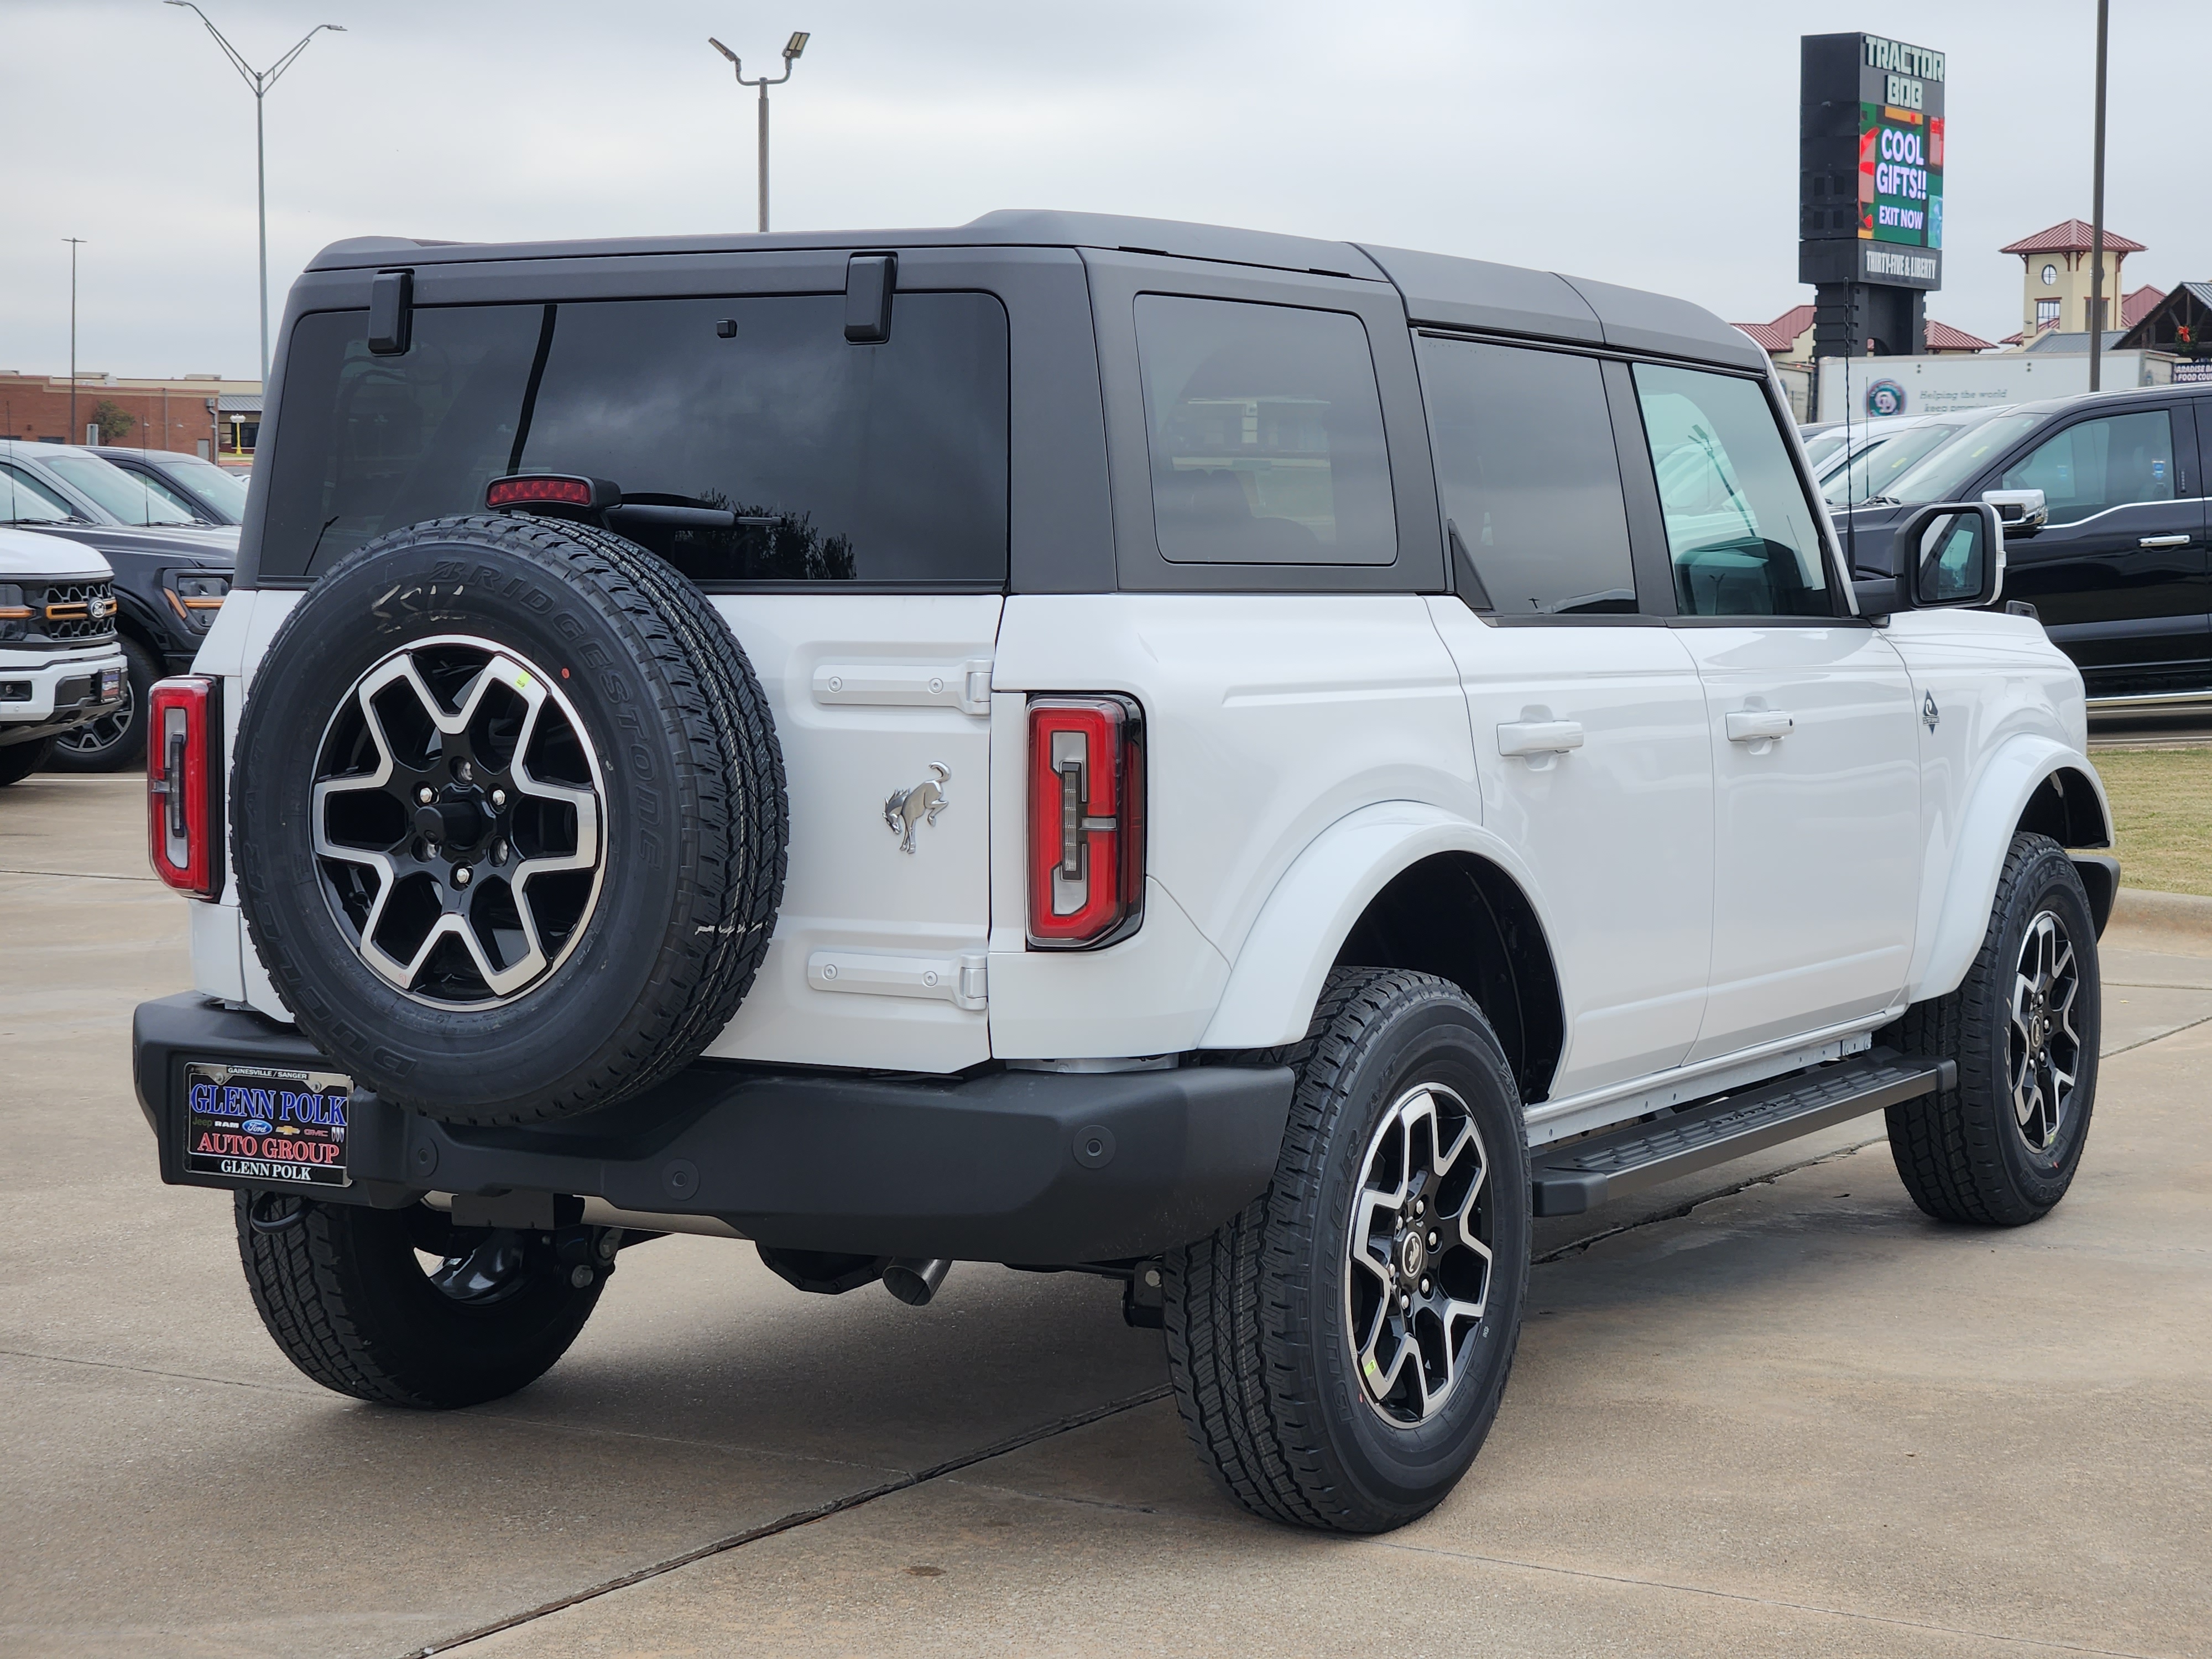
[702,594,1001,1072]
[1681,624,1920,1060]
[1427,602,1714,1097]
[988,594,1479,1047]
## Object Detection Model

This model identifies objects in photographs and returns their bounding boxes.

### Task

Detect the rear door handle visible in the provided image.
[1497,719,1584,757]
[2138,534,2192,549]
[1725,709,1796,743]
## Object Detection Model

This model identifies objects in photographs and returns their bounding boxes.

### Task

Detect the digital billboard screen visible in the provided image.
[1801,32,1946,291]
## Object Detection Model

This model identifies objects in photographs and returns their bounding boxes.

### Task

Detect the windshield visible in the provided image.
[1801,429,1850,471]
[45,454,200,526]
[1822,423,1964,506]
[1,462,87,524]
[264,293,1010,585]
[1881,411,2049,506]
[165,457,250,523]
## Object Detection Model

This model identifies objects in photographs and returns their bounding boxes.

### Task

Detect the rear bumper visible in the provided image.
[133,993,1293,1262]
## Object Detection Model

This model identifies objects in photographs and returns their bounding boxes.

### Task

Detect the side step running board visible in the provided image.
[1529,1049,1954,1217]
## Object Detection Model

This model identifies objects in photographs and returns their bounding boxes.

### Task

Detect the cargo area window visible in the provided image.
[1632,363,1832,618]
[1415,338,1635,614]
[1136,295,1396,565]
[261,293,1010,585]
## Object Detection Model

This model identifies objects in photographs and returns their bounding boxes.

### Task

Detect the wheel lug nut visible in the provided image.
[491,788,507,808]
[456,759,473,782]
[1427,1231,1438,1249]
[1399,1292,1410,1310]
[1420,1276,1431,1296]
[452,865,472,887]
[417,786,434,805]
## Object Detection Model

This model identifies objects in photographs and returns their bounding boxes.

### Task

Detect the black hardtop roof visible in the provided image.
[308,208,1766,372]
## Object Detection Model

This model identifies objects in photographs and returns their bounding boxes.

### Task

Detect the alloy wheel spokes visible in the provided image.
[1345,1082,1493,1427]
[310,637,606,1009]
[2008,910,2080,1153]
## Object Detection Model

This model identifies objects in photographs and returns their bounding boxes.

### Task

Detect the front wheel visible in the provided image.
[1164,968,1530,1533]
[0,738,52,787]
[1886,832,2101,1226]
[47,635,156,772]
[235,1193,607,1408]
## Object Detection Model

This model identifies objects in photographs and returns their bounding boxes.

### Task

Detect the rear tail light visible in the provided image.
[148,676,223,899]
[1027,695,1144,950]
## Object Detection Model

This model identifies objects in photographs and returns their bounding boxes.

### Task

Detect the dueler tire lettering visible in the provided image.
[233,514,787,1126]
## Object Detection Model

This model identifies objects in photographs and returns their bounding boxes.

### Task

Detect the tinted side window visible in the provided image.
[0,464,79,525]
[1415,337,1635,614]
[1999,410,2176,525]
[1633,363,1831,618]
[262,293,1010,585]
[1136,295,1396,565]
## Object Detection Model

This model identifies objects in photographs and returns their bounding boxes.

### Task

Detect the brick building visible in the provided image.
[0,371,262,462]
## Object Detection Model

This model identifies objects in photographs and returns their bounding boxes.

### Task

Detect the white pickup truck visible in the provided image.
[133,212,2112,1534]
[0,525,126,784]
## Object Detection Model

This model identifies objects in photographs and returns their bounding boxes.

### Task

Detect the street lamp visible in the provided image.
[166,3,346,384]
[62,239,85,445]
[708,31,810,233]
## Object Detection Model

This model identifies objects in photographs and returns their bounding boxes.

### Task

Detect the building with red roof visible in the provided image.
[2003,220,2145,340]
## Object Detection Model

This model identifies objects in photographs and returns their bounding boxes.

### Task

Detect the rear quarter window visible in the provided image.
[260,292,1010,586]
[1135,295,1397,565]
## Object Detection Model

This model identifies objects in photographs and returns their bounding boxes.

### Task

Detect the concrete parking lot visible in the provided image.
[3,772,2208,1658]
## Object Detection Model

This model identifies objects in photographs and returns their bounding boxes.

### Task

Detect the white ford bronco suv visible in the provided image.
[133,212,2115,1534]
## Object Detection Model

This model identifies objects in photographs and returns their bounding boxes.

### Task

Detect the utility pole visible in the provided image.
[708,32,810,233]
[166,4,345,383]
[63,238,85,444]
[2089,0,2109,392]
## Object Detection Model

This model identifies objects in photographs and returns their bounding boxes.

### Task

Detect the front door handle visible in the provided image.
[1497,719,1584,757]
[1725,709,1796,743]
[2138,534,2192,549]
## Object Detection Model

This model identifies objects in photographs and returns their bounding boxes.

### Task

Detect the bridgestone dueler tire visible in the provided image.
[236,1194,602,1407]
[233,514,786,1126]
[1162,968,1531,1533]
[1885,832,2100,1227]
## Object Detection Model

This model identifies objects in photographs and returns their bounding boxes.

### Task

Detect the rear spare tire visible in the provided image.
[233,514,785,1125]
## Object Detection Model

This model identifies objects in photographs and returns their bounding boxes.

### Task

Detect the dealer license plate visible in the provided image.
[99,667,122,701]
[183,1061,354,1188]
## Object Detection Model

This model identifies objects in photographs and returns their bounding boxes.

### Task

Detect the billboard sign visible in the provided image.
[1801,33,1945,291]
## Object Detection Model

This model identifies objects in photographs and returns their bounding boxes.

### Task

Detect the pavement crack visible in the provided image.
[2102,1010,2212,1056]
[410,1384,1172,1656]
[1532,1137,1885,1265]
[0,1345,319,1395]
[0,865,160,883]
[1363,1537,2171,1658]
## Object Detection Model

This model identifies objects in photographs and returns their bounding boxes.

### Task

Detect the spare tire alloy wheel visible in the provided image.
[234,515,786,1126]
[1345,1082,1495,1426]
[312,636,604,1006]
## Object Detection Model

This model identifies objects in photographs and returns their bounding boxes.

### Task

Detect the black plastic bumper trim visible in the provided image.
[133,993,1294,1262]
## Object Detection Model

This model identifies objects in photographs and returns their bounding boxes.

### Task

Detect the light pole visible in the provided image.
[62,238,85,445]
[708,32,810,233]
[166,3,345,385]
[2088,0,2110,393]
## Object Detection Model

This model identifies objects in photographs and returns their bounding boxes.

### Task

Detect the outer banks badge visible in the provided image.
[184,1061,354,1188]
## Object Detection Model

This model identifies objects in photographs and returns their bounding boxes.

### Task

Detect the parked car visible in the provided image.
[1816,409,2012,508]
[91,446,253,527]
[1835,385,2209,701]
[135,212,2114,1535]
[0,441,236,769]
[0,524,128,785]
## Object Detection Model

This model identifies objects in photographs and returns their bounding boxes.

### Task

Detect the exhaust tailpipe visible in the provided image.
[882,1258,950,1306]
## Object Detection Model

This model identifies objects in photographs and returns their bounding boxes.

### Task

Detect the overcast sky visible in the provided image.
[2,0,2202,382]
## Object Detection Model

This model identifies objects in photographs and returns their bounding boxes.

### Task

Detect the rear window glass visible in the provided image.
[1136,295,1396,565]
[1415,337,1635,614]
[261,293,1010,585]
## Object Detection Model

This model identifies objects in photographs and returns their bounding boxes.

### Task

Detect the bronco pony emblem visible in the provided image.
[884,762,951,854]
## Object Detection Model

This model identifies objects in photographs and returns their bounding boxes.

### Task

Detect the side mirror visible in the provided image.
[1853,502,2005,618]
[1981,487,2047,535]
